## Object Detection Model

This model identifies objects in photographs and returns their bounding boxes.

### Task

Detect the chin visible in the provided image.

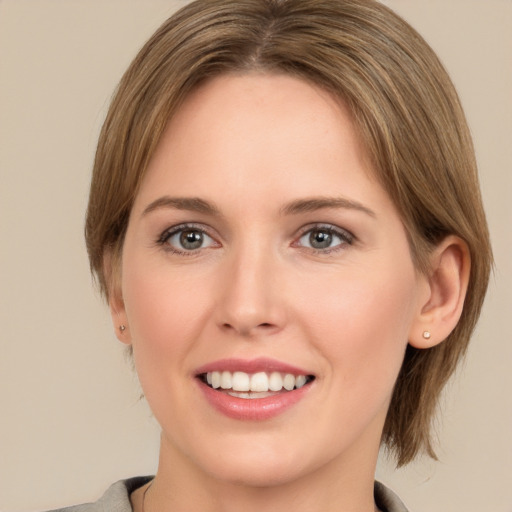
[209,458,305,488]
[194,437,319,488]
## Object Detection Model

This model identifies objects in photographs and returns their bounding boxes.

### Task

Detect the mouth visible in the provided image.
[195,358,316,419]
[198,370,315,399]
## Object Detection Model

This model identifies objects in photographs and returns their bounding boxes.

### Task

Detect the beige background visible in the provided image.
[0,1,511,511]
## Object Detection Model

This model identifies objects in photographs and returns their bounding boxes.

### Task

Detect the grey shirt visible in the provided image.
[48,477,409,512]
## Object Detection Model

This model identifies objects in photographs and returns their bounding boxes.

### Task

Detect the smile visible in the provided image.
[201,371,313,398]
[195,359,315,420]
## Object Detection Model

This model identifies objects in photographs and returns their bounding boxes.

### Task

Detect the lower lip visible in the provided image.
[197,380,312,421]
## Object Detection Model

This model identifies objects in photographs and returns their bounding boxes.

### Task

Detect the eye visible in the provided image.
[159,225,218,253]
[297,225,353,252]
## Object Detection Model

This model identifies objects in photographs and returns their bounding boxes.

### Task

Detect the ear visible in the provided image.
[103,249,131,345]
[409,235,471,349]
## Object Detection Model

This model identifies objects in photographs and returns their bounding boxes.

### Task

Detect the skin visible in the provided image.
[110,73,469,512]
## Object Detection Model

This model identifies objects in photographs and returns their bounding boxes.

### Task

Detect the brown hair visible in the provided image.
[85,0,492,466]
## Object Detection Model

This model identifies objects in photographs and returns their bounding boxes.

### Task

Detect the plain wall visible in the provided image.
[0,1,510,511]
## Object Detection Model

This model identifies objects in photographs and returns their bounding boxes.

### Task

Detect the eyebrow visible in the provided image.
[141,196,221,218]
[280,197,376,218]
[141,195,376,219]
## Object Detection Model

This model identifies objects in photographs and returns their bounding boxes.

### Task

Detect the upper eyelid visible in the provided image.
[157,224,220,255]
[296,223,355,240]
[160,222,217,238]
[157,222,355,247]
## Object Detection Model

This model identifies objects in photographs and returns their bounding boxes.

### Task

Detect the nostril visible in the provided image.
[222,322,273,328]
[220,321,279,336]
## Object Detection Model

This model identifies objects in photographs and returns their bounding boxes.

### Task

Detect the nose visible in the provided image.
[215,243,287,338]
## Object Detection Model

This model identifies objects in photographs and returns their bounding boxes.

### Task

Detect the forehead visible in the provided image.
[127,73,395,230]
[167,73,365,159]
[135,73,381,204]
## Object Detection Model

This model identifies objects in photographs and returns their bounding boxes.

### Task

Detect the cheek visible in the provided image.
[297,260,418,395]
[121,254,215,381]
[120,257,215,429]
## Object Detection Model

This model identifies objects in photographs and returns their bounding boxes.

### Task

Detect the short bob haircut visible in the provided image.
[85,0,492,466]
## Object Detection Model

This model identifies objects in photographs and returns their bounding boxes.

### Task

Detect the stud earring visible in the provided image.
[119,325,126,333]
[422,330,431,340]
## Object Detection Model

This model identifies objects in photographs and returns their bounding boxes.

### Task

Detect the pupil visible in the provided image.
[180,230,203,250]
[310,230,332,249]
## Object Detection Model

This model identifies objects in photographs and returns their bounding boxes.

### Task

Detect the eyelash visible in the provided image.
[157,223,218,256]
[156,223,355,256]
[294,224,354,254]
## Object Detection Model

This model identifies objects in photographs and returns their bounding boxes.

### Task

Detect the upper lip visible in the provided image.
[195,357,313,376]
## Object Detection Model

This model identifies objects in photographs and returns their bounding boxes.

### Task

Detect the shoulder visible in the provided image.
[374,481,410,512]
[45,477,404,512]
[45,476,153,512]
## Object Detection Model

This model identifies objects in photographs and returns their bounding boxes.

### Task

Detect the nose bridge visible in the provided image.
[216,234,284,336]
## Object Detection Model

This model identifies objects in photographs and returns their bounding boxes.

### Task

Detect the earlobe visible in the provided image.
[409,235,471,349]
[104,249,131,345]
[114,321,130,343]
[108,284,132,345]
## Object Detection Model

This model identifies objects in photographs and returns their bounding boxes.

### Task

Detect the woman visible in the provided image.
[63,0,492,510]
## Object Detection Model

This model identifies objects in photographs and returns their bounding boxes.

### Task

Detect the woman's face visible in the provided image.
[116,73,429,486]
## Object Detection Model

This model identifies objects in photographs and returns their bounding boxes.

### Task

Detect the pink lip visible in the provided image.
[194,358,315,421]
[195,357,311,376]
[197,380,313,421]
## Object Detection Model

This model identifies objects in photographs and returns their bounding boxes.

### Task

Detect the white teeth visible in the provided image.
[211,371,221,389]
[220,371,232,389]
[295,375,307,389]
[250,372,269,392]
[283,373,295,391]
[205,371,310,393]
[232,371,250,392]
[268,371,284,391]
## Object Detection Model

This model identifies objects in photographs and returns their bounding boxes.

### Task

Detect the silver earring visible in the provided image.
[422,330,431,340]
[119,325,126,333]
